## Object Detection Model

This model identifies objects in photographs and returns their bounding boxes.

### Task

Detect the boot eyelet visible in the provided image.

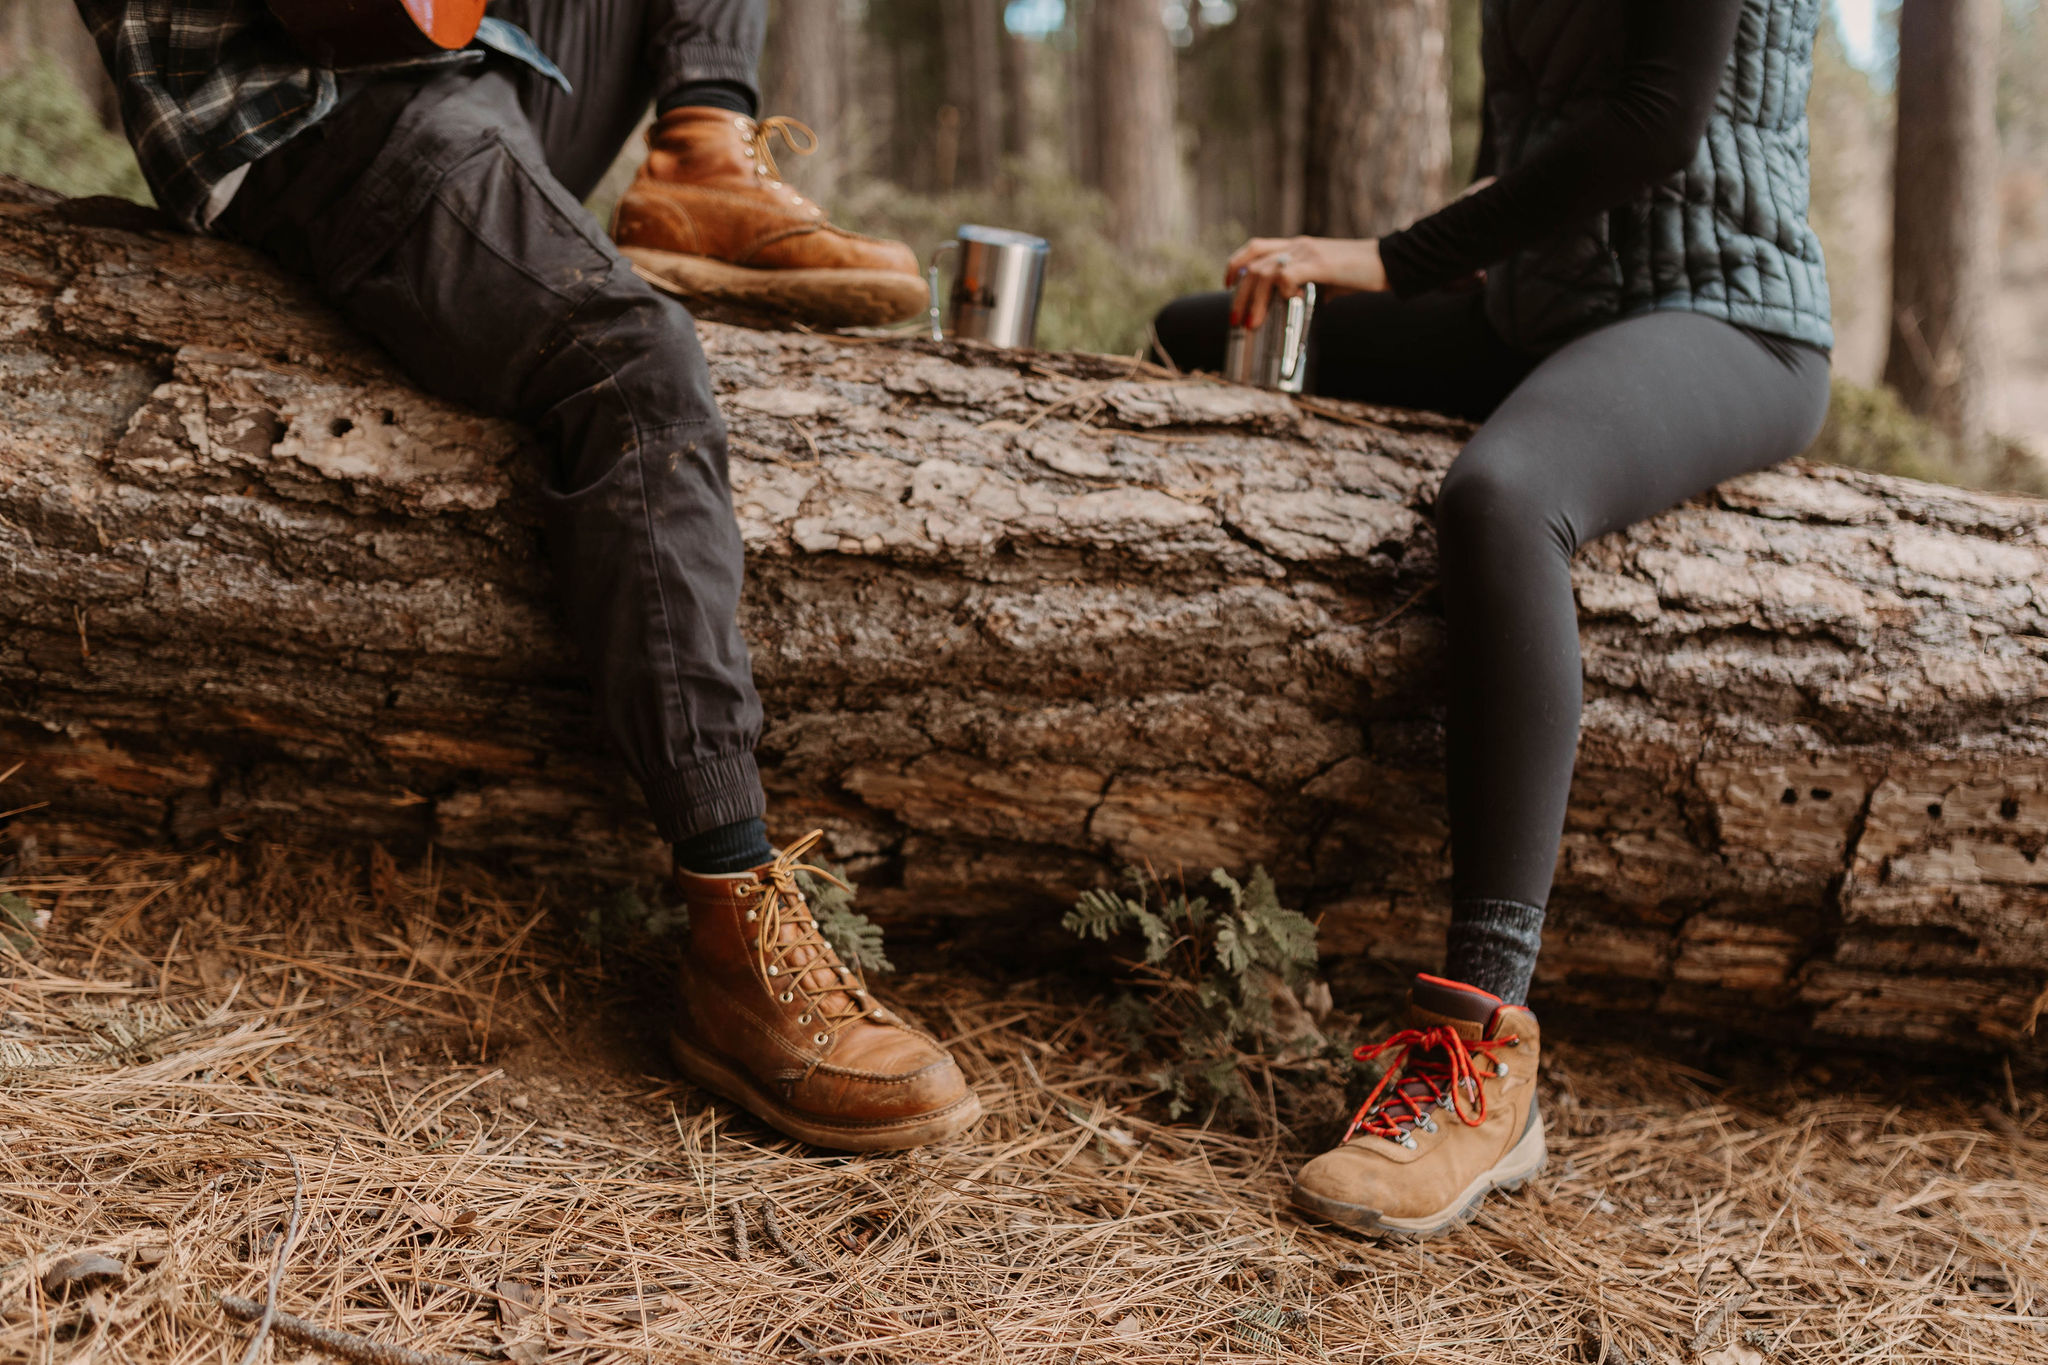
[744,909,757,921]
[798,1013,811,1024]
[779,991,793,1003]
[1401,1135,1418,1149]
[1496,1062,1510,1077]
[813,1032,829,1046]
[766,965,780,976]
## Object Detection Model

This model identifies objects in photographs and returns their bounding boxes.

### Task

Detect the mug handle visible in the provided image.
[926,241,959,343]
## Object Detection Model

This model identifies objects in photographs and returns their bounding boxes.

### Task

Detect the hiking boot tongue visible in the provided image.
[1409,973,1503,1029]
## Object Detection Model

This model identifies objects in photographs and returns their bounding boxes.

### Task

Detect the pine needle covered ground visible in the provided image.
[0,847,2042,1364]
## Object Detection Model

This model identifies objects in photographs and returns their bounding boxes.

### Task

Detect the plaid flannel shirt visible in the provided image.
[73,0,565,231]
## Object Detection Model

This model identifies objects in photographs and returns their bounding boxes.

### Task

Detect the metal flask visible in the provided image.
[926,225,1050,349]
[1224,283,1317,393]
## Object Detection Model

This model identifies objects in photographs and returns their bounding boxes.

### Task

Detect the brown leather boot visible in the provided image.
[669,830,981,1150]
[1291,974,1544,1238]
[612,110,928,330]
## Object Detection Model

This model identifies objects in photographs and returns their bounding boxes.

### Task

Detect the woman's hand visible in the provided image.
[1225,236,1389,331]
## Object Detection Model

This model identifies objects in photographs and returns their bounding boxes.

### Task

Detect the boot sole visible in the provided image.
[622,246,929,330]
[1291,1111,1548,1241]
[668,1028,983,1152]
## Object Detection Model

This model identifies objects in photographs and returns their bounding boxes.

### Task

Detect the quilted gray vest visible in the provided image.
[1480,0,1834,354]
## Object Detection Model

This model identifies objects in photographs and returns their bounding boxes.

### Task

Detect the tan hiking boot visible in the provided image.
[1292,973,1544,1239]
[669,830,981,1150]
[612,109,928,329]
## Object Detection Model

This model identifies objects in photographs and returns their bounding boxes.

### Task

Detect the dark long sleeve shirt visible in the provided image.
[1378,0,1746,298]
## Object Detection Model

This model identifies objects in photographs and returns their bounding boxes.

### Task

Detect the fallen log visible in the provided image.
[3,178,2045,1049]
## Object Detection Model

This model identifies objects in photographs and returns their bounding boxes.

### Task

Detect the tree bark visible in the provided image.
[1000,26,1037,171]
[1302,0,1451,238]
[1254,0,1311,236]
[0,0,121,128]
[1085,0,1191,248]
[939,0,1006,191]
[1882,0,2001,447]
[4,182,2047,1051]
[760,0,848,204]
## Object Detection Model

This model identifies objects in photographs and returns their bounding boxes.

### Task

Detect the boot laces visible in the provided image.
[1341,1024,1516,1145]
[745,115,819,183]
[740,830,872,1049]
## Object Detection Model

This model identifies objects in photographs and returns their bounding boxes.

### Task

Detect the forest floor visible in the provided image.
[1,847,2043,1365]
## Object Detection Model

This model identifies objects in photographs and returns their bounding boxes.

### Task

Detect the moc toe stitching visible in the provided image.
[813,1056,961,1086]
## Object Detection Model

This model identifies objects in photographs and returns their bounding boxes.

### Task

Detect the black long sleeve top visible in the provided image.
[1377,0,1746,298]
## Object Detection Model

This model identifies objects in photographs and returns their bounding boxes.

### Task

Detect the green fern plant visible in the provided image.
[574,863,892,974]
[1064,865,1339,1124]
[796,867,894,975]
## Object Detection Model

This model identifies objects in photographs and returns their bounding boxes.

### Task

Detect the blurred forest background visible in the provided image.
[4,0,2046,492]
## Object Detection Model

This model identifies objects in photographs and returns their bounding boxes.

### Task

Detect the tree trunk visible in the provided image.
[1085,0,1191,248]
[1255,0,1312,236]
[760,0,848,203]
[867,0,944,190]
[0,0,121,128]
[1882,0,2000,447]
[939,0,1006,191]
[4,181,2046,1051]
[1302,0,1451,237]
[1000,26,1037,171]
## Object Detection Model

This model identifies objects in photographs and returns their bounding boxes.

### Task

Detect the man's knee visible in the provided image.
[585,281,719,424]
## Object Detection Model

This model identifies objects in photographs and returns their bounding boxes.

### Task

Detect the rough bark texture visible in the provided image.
[1085,0,1190,248]
[1883,0,2000,446]
[4,182,2048,1050]
[1302,0,1450,238]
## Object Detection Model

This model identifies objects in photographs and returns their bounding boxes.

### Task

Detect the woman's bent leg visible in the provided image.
[1435,312,1831,1003]
[1150,288,1532,419]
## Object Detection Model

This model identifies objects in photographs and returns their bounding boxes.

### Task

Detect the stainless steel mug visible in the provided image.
[927,225,1050,348]
[1224,283,1316,393]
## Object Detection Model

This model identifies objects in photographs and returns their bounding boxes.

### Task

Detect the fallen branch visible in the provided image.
[5,177,2048,1050]
[217,1294,473,1365]
[756,1195,822,1274]
[237,1150,305,1365]
[728,1197,751,1260]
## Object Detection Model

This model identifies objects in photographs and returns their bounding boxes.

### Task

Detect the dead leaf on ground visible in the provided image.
[40,1252,126,1298]
[1701,1346,1765,1365]
[494,1278,538,1325]
[402,1199,447,1227]
[193,948,238,993]
[547,1304,593,1340]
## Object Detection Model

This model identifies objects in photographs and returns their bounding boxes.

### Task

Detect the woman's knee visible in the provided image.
[1434,436,1574,562]
[1150,291,1231,373]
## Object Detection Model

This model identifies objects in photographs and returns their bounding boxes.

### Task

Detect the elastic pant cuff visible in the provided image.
[654,42,760,102]
[640,750,767,844]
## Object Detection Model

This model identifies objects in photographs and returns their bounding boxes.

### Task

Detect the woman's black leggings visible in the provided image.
[1152,289,1831,1003]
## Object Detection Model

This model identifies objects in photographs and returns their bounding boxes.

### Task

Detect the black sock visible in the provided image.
[674,817,773,875]
[657,80,758,119]
[1442,897,1547,1005]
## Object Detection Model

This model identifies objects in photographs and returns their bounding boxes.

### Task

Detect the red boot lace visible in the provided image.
[1341,1024,1517,1145]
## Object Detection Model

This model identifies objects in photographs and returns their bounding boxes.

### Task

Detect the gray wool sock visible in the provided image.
[1443,898,1547,1005]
